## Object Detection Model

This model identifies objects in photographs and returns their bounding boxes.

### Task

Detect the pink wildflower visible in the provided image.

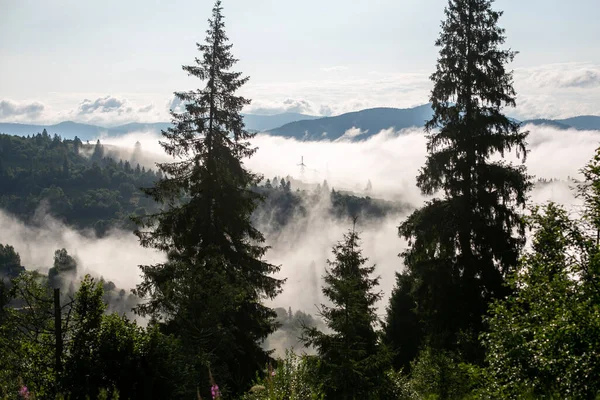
[19,386,30,399]
[210,384,220,399]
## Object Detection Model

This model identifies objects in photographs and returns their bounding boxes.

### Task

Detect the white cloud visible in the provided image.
[321,66,349,72]
[246,98,315,115]
[6,62,600,128]
[513,63,600,120]
[2,124,597,327]
[0,99,45,121]
[65,95,160,126]
[517,63,600,89]
[0,208,163,291]
[335,126,368,141]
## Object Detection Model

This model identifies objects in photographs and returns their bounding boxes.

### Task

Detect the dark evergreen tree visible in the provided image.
[0,244,24,281]
[62,155,70,178]
[73,136,82,155]
[133,1,283,396]
[91,140,104,161]
[383,271,423,372]
[48,248,77,290]
[391,0,531,360]
[302,224,391,399]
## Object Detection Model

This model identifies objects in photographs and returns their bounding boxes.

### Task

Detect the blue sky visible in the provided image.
[1,0,599,125]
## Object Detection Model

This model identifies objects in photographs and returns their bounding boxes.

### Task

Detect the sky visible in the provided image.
[1,0,599,125]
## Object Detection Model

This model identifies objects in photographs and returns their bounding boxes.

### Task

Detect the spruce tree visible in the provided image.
[389,0,531,360]
[383,271,423,372]
[302,224,391,399]
[133,1,283,396]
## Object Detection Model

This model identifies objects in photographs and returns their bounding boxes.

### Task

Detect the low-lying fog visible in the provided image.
[2,124,597,321]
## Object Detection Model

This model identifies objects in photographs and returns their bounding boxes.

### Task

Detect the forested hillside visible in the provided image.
[0,131,159,236]
[0,131,405,237]
[2,0,600,399]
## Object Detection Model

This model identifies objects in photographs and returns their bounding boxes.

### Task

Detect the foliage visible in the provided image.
[0,267,190,399]
[0,272,55,398]
[132,1,284,396]
[482,201,600,398]
[240,350,324,400]
[384,271,423,372]
[301,225,392,399]
[407,348,478,400]
[0,132,159,236]
[392,0,531,363]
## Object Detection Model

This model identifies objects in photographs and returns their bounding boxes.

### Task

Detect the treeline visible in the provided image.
[0,131,403,239]
[0,132,159,236]
[2,0,600,399]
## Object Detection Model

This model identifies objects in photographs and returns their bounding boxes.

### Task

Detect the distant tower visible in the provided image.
[298,156,307,179]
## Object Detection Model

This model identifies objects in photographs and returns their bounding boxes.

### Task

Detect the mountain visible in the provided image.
[0,113,317,140]
[2,107,599,143]
[0,121,105,141]
[242,112,319,132]
[267,104,434,141]
[555,116,600,131]
[0,121,169,141]
[267,105,600,141]
[519,119,573,130]
[109,122,173,134]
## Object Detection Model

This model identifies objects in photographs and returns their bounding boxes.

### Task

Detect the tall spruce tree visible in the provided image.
[302,224,391,399]
[388,0,531,360]
[133,1,283,396]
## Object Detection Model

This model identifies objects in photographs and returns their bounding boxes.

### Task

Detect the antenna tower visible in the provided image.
[297,156,307,178]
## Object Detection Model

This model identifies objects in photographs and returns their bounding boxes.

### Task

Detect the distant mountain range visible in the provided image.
[1,106,598,142]
[0,113,318,141]
[266,106,600,141]
[242,112,319,132]
[266,104,434,140]
[0,121,173,142]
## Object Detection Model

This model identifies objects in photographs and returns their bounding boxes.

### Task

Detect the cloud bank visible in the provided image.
[1,124,598,322]
[3,62,598,125]
[0,99,45,120]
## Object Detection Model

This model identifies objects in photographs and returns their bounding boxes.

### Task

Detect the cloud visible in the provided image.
[335,126,368,141]
[77,96,132,115]
[59,95,160,126]
[138,104,154,113]
[6,62,600,130]
[321,66,349,73]
[0,99,45,120]
[518,63,600,89]
[513,63,600,120]
[319,105,334,116]
[0,208,163,291]
[242,71,432,118]
[246,98,315,115]
[167,96,186,114]
[3,124,597,344]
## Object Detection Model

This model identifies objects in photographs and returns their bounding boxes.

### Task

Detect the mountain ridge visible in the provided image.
[1,106,598,142]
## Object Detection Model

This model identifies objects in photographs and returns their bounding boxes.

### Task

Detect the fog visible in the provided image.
[0,206,163,291]
[2,124,599,321]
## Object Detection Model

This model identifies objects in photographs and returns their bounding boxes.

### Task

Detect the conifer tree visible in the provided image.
[302,224,391,399]
[389,0,531,360]
[91,139,104,161]
[133,1,283,396]
[73,136,82,155]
